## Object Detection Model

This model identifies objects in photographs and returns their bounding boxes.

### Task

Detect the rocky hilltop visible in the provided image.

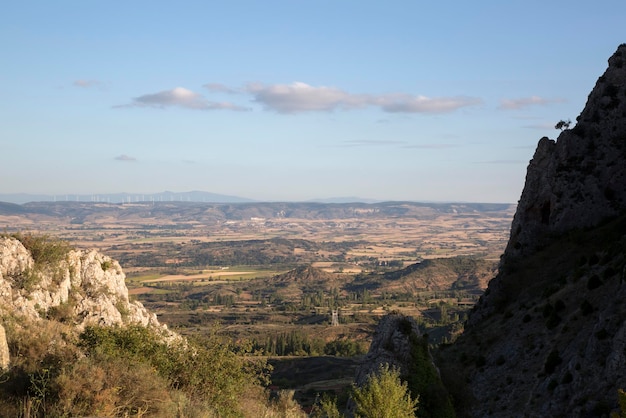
[438,44,626,417]
[0,235,172,369]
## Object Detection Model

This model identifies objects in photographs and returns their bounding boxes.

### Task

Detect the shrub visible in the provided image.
[10,233,72,267]
[78,325,270,416]
[5,233,73,290]
[351,364,418,418]
[0,321,272,417]
[13,269,42,292]
[311,393,342,418]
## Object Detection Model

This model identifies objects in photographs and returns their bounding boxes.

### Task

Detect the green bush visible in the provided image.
[0,320,272,417]
[311,393,342,418]
[352,364,418,418]
[4,233,73,290]
[10,233,72,267]
[78,325,270,416]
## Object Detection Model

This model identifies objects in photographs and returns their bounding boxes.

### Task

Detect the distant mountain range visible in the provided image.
[0,199,514,223]
[0,191,253,205]
[0,192,493,205]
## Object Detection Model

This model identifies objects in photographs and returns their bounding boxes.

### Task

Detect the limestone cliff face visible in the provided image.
[438,45,626,418]
[0,237,166,330]
[506,44,626,258]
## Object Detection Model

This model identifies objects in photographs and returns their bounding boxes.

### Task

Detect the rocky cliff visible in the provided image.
[0,235,172,369]
[506,44,626,259]
[437,44,626,417]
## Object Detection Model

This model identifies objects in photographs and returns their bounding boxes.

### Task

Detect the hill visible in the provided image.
[0,200,512,222]
[382,257,496,293]
[348,257,497,296]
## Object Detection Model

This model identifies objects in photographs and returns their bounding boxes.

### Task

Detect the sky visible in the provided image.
[1,1,624,203]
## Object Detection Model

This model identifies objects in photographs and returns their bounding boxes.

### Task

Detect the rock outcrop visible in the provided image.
[506,44,626,259]
[0,324,9,370]
[349,313,454,417]
[438,44,626,417]
[352,314,423,387]
[0,236,168,331]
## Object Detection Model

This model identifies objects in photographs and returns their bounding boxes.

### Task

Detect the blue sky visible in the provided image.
[1,1,624,203]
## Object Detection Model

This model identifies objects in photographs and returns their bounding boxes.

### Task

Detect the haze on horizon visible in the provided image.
[1,1,624,204]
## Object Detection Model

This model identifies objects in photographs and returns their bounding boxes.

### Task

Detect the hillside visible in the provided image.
[382,257,496,293]
[437,44,626,417]
[264,265,347,300]
[0,200,512,222]
[348,257,496,295]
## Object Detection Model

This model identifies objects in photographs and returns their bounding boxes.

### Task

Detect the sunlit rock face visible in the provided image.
[0,237,165,331]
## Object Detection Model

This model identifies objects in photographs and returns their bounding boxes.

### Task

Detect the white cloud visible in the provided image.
[247,82,368,113]
[119,83,482,114]
[115,154,137,162]
[118,87,250,111]
[247,82,481,114]
[499,96,565,110]
[375,94,482,113]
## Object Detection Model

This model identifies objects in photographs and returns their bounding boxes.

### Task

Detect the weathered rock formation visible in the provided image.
[0,236,171,351]
[0,324,9,370]
[438,44,626,417]
[353,314,423,386]
[349,314,454,417]
[506,44,626,259]
[0,237,164,328]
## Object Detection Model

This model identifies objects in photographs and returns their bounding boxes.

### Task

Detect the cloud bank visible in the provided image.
[246,82,481,114]
[120,82,481,114]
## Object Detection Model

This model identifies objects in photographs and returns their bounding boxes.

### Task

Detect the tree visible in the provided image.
[352,363,419,418]
[555,119,571,131]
